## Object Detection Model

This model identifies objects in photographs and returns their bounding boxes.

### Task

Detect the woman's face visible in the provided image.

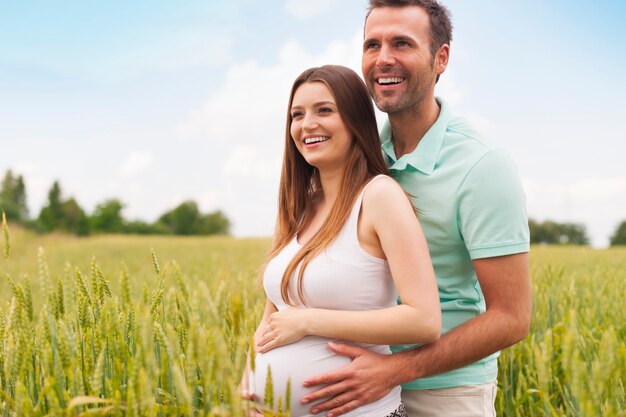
[290,82,353,172]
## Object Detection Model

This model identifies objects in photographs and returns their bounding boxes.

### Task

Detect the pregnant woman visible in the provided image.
[244,65,440,417]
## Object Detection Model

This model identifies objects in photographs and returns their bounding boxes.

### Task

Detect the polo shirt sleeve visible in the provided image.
[457,149,530,259]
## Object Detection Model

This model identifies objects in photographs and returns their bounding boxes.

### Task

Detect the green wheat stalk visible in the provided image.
[2,211,10,260]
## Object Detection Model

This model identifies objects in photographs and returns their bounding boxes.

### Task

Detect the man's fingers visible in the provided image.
[325,399,362,417]
[327,341,364,359]
[309,392,361,416]
[302,366,352,389]
[302,377,355,404]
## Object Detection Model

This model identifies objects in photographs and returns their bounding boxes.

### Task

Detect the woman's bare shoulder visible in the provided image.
[362,175,409,208]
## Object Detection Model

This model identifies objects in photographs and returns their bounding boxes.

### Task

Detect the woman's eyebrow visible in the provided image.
[291,101,336,110]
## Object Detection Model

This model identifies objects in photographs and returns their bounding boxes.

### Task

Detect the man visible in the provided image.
[301,1,532,416]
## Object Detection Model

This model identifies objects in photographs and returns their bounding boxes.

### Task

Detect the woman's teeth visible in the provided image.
[304,136,329,144]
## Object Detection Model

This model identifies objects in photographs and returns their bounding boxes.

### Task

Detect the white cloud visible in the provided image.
[459,112,495,140]
[196,189,222,213]
[176,29,475,237]
[177,33,363,142]
[177,31,368,237]
[223,145,281,180]
[284,0,333,19]
[434,67,468,107]
[118,151,154,178]
[523,177,626,247]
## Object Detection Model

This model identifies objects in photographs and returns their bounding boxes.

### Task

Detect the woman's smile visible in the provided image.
[290,81,353,170]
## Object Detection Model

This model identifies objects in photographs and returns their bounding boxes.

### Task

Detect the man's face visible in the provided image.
[362,6,438,114]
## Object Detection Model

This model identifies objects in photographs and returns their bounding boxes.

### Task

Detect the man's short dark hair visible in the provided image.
[367,0,453,58]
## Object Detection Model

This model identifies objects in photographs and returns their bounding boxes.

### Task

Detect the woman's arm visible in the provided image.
[257,177,440,352]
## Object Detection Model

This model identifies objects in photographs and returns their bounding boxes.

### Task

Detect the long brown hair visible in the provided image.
[268,65,389,305]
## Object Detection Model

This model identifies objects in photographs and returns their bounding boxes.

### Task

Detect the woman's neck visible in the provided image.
[317,166,344,209]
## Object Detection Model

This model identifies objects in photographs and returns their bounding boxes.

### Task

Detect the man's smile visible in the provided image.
[377,77,406,85]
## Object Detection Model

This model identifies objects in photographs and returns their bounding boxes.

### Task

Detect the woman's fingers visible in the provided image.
[257,331,275,350]
[258,335,282,353]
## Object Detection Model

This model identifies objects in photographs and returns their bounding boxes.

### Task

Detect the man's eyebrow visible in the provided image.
[363,35,416,45]
[363,37,378,45]
[392,35,416,43]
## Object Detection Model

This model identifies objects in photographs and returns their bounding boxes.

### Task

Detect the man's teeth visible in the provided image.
[378,77,404,85]
[304,136,329,144]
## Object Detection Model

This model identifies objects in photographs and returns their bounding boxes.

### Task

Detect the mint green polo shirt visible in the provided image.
[384,98,530,390]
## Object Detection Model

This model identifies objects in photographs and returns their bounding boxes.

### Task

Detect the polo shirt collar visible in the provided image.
[380,97,450,175]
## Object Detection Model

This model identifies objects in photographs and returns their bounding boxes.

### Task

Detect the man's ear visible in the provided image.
[435,44,450,76]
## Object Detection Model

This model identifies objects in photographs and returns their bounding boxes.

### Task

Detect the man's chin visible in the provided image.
[374,99,403,114]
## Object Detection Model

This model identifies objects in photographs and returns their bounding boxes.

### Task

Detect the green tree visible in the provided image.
[559,223,588,245]
[157,201,231,235]
[14,175,28,219]
[61,198,90,236]
[201,210,230,235]
[610,221,626,246]
[125,220,170,235]
[91,199,125,233]
[0,170,28,221]
[37,181,65,232]
[529,219,589,245]
[37,181,89,235]
[158,201,202,235]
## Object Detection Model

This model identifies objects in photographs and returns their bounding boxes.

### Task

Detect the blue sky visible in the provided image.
[1,0,625,246]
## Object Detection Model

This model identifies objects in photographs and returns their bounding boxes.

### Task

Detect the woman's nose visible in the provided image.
[302,113,319,131]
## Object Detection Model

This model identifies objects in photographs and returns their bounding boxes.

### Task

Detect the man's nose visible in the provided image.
[376,44,395,67]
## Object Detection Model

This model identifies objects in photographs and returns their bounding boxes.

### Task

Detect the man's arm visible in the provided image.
[302,252,531,417]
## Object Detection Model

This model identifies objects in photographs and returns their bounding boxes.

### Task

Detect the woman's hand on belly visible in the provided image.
[257,307,311,353]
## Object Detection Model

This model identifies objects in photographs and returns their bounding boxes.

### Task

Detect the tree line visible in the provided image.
[528,219,626,246]
[4,169,626,244]
[528,219,588,245]
[0,170,230,236]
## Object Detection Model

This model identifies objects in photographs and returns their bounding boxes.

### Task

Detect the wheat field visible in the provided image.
[1,222,624,416]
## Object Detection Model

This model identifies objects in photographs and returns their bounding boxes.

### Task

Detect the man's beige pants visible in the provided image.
[401,382,497,417]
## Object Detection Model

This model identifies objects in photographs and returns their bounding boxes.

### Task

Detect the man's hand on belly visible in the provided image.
[301,342,402,417]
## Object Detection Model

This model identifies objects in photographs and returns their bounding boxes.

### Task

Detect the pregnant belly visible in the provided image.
[252,336,351,417]
[252,337,398,417]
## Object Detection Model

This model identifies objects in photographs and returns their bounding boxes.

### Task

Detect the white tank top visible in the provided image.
[253,175,401,417]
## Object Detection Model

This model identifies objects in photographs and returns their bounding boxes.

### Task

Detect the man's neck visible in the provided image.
[388,96,441,159]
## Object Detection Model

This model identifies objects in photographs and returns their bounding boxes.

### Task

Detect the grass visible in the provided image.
[1,225,624,416]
